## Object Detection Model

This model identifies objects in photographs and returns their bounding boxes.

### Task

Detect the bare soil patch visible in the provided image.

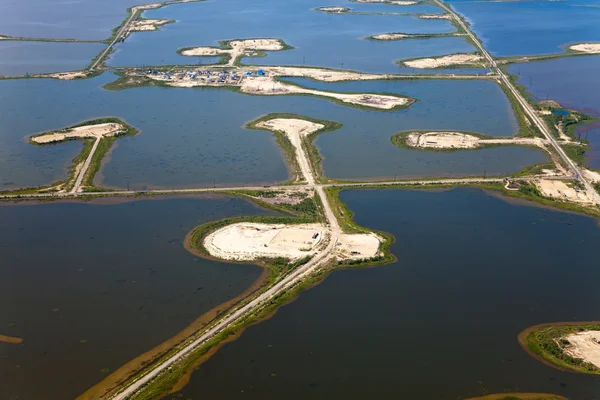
[569,43,600,53]
[31,123,126,144]
[561,330,600,369]
[403,53,484,68]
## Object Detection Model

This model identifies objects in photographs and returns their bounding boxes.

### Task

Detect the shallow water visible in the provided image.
[282,77,547,179]
[449,0,600,57]
[0,0,149,40]
[508,56,600,170]
[0,41,105,76]
[0,195,273,400]
[108,0,476,73]
[0,73,546,189]
[174,188,600,399]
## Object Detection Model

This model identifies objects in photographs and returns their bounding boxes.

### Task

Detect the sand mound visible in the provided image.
[372,33,409,40]
[241,77,410,109]
[229,38,284,51]
[32,123,125,144]
[337,233,381,259]
[562,330,600,368]
[129,19,171,32]
[407,132,481,149]
[46,71,88,80]
[204,223,325,261]
[403,53,484,68]
[317,6,348,12]
[180,47,226,56]
[419,14,452,19]
[569,43,600,54]
[181,38,285,65]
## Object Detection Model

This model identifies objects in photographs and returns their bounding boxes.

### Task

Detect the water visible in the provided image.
[0,73,289,190]
[0,72,545,189]
[0,195,275,400]
[107,0,476,73]
[508,56,600,170]
[174,188,600,399]
[0,0,149,40]
[281,77,547,180]
[449,0,600,57]
[0,41,105,76]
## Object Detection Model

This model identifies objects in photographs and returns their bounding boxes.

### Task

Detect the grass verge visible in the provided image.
[519,322,600,375]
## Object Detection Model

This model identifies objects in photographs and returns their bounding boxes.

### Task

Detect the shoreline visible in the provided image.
[518,321,600,375]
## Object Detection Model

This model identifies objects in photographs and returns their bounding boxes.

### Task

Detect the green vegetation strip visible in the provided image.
[520,322,600,374]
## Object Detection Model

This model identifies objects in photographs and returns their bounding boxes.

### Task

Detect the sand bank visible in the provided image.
[337,233,381,259]
[45,71,88,80]
[261,66,389,82]
[181,38,286,66]
[241,77,410,109]
[31,123,126,144]
[537,179,593,203]
[204,223,324,261]
[404,132,545,149]
[128,19,171,32]
[317,6,349,12]
[569,43,600,54]
[0,334,23,344]
[372,33,410,40]
[256,118,323,183]
[403,53,484,68]
[142,67,410,109]
[204,221,381,262]
[419,14,452,19]
[562,330,600,368]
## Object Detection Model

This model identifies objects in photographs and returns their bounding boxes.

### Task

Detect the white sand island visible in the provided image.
[403,53,484,68]
[31,123,126,144]
[569,43,600,54]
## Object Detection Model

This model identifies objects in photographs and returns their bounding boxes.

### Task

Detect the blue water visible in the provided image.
[0,195,273,400]
[108,0,476,73]
[0,73,288,190]
[0,41,105,76]
[508,56,600,169]
[449,0,600,56]
[0,72,547,189]
[173,188,600,400]
[280,77,546,180]
[0,0,149,40]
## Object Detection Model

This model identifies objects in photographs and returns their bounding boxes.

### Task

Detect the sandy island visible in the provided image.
[419,14,452,19]
[0,334,23,344]
[403,53,485,68]
[31,122,126,144]
[372,33,409,40]
[181,38,286,66]
[317,6,349,13]
[561,330,600,369]
[44,71,88,80]
[404,131,546,149]
[241,77,409,109]
[204,222,382,262]
[569,43,600,54]
[145,68,411,110]
[128,19,172,32]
